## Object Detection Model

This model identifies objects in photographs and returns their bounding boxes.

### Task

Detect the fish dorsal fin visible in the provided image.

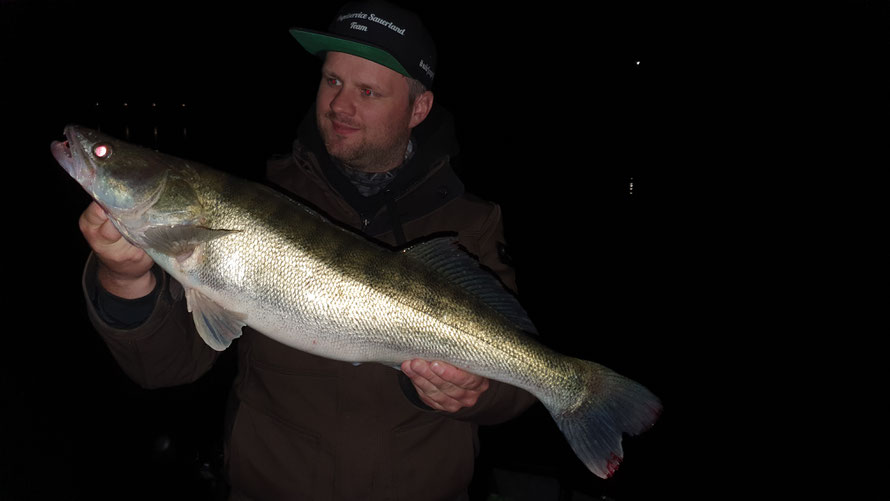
[185,288,247,351]
[402,237,538,335]
[144,225,239,262]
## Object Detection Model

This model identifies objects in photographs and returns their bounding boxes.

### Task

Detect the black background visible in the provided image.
[2,0,886,500]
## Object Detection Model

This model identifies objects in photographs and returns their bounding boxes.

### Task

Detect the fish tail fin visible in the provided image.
[547,360,662,479]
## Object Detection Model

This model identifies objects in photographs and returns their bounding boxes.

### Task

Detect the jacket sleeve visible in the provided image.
[471,203,517,293]
[82,252,221,389]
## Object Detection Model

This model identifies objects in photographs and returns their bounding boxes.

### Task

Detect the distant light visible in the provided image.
[636,61,641,66]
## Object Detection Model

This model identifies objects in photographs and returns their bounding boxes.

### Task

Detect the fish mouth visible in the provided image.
[56,139,72,159]
[50,137,74,173]
[50,135,71,158]
[51,126,92,187]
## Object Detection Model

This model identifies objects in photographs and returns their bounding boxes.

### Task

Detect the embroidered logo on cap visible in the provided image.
[338,11,406,35]
[419,59,435,80]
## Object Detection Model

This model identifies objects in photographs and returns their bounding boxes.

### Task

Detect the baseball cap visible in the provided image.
[289,0,437,89]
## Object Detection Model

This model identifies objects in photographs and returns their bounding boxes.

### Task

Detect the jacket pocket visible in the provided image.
[244,344,340,432]
[227,401,334,501]
[391,417,476,501]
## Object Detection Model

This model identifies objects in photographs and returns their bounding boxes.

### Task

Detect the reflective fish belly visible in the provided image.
[52,124,661,479]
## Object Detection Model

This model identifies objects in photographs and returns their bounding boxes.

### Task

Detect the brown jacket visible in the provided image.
[83,106,536,501]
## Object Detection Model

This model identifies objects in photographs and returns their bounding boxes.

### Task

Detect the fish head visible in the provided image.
[52,124,204,246]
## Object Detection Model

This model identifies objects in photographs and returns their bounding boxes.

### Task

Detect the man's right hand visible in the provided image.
[80,201,157,299]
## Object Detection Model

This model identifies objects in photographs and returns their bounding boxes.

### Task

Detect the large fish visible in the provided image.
[52,124,661,479]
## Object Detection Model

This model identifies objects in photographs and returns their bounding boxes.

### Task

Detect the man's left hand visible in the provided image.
[401,359,490,413]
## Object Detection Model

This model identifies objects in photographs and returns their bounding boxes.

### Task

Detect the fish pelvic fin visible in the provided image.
[185,288,247,351]
[547,361,662,479]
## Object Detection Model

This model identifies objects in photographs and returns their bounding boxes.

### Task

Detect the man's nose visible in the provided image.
[329,87,355,116]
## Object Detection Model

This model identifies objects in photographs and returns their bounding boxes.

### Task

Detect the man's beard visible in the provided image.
[318,111,411,173]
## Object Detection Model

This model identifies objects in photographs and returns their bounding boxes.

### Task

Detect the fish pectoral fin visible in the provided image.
[185,288,247,351]
[144,225,240,262]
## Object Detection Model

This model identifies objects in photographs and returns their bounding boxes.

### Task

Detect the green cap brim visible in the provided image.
[289,29,411,79]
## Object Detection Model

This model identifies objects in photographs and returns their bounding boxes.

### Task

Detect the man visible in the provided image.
[78,1,536,499]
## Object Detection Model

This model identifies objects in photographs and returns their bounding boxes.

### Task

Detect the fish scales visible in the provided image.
[52,125,662,479]
[196,178,512,368]
[183,176,452,362]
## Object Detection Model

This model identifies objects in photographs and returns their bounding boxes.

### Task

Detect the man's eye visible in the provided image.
[326,77,341,86]
[360,88,375,97]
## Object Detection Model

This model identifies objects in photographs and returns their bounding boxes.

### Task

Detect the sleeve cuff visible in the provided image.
[92,271,162,329]
[397,370,437,412]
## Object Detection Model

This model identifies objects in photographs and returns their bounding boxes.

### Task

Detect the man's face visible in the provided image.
[316,51,427,173]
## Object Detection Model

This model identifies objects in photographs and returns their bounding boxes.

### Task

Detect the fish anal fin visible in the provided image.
[185,288,247,351]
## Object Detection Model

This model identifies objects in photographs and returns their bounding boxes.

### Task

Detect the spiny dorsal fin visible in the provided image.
[402,237,537,334]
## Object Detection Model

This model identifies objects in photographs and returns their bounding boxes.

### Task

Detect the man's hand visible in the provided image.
[79,201,156,299]
[401,359,490,413]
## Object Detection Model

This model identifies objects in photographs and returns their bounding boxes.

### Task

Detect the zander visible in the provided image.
[52,125,661,479]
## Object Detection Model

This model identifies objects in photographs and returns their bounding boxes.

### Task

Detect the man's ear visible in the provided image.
[409,91,434,129]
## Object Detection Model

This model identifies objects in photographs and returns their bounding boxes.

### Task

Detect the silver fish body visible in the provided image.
[52,125,661,479]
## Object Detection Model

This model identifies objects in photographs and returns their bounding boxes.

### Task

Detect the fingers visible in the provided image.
[79,201,121,244]
[79,202,143,263]
[80,201,107,227]
[78,202,156,298]
[402,359,489,413]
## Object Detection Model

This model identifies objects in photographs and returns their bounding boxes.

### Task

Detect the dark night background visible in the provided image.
[2,0,886,500]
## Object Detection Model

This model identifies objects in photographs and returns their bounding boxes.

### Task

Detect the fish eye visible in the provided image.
[93,144,112,159]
